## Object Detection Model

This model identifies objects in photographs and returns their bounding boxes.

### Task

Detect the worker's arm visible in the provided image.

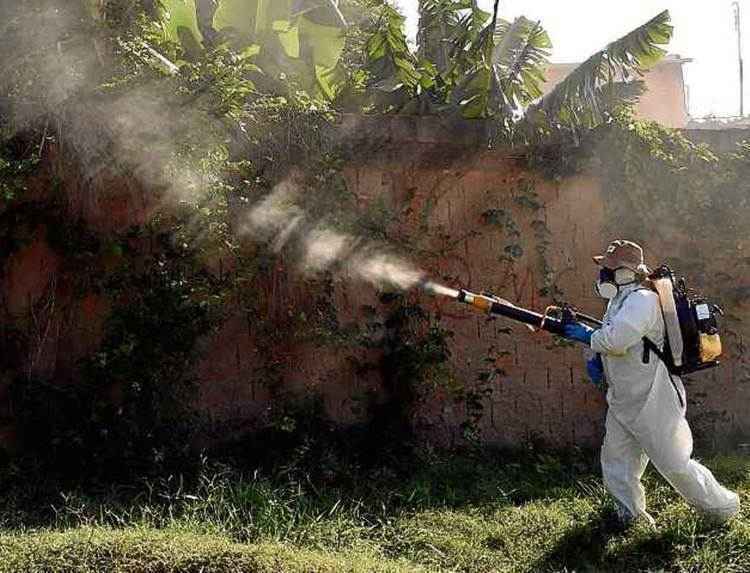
[590,291,659,357]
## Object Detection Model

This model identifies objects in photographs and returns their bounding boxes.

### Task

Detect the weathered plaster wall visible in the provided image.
[1,115,748,454]
[684,128,750,153]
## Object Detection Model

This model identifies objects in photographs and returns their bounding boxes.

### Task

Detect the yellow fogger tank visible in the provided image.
[649,265,722,376]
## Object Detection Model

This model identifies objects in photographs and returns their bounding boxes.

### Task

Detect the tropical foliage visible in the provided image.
[162,0,351,98]
[411,2,672,139]
[74,0,674,140]
[333,0,672,141]
[534,10,673,133]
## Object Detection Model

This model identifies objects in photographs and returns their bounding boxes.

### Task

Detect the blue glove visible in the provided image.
[563,322,595,345]
[586,354,605,386]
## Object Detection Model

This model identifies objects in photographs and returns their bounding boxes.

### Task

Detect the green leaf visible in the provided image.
[363,4,425,109]
[493,17,551,111]
[533,10,673,131]
[291,0,347,28]
[211,0,346,99]
[159,0,204,49]
[239,44,262,59]
[458,67,492,119]
[300,16,346,70]
[439,1,541,120]
[212,0,256,41]
[277,22,301,58]
[417,0,473,72]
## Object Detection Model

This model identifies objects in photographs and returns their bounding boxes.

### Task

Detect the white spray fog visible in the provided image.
[242,181,428,291]
[422,282,460,299]
[2,1,219,216]
[3,1,456,297]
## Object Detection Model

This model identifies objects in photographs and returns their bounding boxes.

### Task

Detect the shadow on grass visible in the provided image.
[531,511,683,573]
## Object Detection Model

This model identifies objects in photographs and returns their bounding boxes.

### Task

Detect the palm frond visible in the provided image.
[450,24,497,118]
[364,4,429,111]
[537,10,672,129]
[554,81,645,133]
[443,4,492,73]
[451,14,551,120]
[444,0,504,119]
[417,0,472,72]
[493,16,551,112]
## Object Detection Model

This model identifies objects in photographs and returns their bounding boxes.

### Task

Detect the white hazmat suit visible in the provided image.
[590,284,740,525]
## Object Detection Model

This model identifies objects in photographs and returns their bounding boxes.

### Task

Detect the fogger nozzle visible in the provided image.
[455,288,566,335]
[456,289,494,312]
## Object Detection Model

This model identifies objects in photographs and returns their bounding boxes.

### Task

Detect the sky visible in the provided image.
[393,0,747,118]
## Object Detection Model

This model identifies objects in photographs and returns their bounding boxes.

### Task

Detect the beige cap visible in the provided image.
[593,240,646,271]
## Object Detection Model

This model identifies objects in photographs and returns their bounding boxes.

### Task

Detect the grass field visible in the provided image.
[0,451,748,572]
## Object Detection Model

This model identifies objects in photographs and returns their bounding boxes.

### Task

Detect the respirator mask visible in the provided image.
[595,266,638,300]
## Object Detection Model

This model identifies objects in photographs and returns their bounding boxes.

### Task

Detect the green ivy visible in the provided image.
[8,220,228,480]
[0,145,42,204]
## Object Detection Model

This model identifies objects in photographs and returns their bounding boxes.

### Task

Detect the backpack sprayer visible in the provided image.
[423,264,724,377]
[647,265,723,375]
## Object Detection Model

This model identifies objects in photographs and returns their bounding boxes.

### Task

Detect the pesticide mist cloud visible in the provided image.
[3,2,217,214]
[243,181,426,291]
[6,2,426,293]
[303,227,351,272]
[348,249,425,291]
[422,282,460,299]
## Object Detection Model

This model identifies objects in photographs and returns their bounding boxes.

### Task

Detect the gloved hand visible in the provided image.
[587,354,605,386]
[563,322,596,345]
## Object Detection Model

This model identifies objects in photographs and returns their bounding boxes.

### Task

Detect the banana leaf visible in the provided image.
[493,17,551,111]
[213,0,345,97]
[159,0,204,51]
[537,10,672,129]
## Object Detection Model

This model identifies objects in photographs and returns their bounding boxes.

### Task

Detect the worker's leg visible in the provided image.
[642,407,739,521]
[601,411,654,525]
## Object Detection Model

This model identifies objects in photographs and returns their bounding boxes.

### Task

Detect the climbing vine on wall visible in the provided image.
[596,113,722,241]
[527,109,750,308]
[7,214,230,478]
[480,178,562,302]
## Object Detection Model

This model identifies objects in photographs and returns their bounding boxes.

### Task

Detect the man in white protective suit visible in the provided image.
[562,240,740,528]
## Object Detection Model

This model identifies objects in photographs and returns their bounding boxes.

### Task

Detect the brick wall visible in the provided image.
[2,115,748,453]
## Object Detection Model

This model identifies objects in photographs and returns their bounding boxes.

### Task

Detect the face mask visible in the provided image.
[595,267,638,299]
[595,279,619,299]
[614,267,637,285]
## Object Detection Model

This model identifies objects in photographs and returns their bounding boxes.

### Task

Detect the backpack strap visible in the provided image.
[621,287,685,406]
[617,287,663,366]
[643,337,671,368]
[643,336,684,407]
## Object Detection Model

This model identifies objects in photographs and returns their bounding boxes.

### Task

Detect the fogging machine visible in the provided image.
[455,289,602,334]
